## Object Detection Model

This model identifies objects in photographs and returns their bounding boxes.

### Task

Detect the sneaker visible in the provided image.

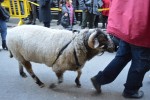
[79,22,82,26]
[91,76,101,93]
[102,25,106,29]
[26,21,32,24]
[57,21,60,25]
[32,22,36,25]
[81,26,85,29]
[122,90,144,99]
[2,40,8,50]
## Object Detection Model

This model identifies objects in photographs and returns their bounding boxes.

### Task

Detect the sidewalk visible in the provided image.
[6,18,82,30]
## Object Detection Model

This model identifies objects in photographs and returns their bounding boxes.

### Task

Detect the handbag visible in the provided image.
[60,14,70,28]
[0,6,10,21]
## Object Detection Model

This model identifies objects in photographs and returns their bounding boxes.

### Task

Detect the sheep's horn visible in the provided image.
[88,31,98,49]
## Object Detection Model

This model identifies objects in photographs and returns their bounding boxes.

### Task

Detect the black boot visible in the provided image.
[122,90,144,99]
[2,40,8,50]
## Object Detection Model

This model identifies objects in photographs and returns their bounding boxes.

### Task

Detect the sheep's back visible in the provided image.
[7,25,74,66]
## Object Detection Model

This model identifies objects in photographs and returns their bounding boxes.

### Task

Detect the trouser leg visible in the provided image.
[88,13,96,29]
[31,3,37,24]
[94,15,100,28]
[102,15,108,28]
[0,19,7,41]
[57,11,62,24]
[43,21,50,28]
[124,45,150,94]
[95,41,131,85]
[81,11,87,28]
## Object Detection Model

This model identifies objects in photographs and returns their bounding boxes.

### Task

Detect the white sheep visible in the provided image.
[6,25,114,88]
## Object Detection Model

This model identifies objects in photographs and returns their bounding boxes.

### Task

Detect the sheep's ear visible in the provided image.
[93,38,99,48]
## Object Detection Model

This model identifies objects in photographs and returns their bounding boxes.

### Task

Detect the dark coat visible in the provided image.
[39,0,51,22]
[0,0,4,3]
[72,0,81,10]
[79,0,103,15]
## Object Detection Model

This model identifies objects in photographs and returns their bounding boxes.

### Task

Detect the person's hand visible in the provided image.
[64,13,68,16]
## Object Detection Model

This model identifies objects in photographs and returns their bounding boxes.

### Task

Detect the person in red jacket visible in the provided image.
[91,0,150,99]
[101,0,110,29]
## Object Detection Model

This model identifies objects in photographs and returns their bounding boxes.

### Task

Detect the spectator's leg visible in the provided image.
[81,10,87,29]
[88,13,96,29]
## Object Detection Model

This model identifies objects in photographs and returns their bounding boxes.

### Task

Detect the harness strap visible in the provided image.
[73,49,81,66]
[52,40,72,65]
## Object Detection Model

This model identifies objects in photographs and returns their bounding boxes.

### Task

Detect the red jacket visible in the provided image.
[101,0,110,16]
[107,0,150,48]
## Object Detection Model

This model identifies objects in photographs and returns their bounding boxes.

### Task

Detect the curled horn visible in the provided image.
[88,30,98,49]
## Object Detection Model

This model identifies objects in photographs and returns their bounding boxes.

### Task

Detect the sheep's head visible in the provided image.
[83,28,115,53]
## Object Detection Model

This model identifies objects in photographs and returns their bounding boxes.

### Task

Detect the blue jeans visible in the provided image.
[0,19,7,41]
[95,40,150,93]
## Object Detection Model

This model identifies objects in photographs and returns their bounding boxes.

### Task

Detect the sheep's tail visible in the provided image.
[9,50,13,58]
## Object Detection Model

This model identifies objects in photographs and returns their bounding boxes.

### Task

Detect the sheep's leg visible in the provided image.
[75,70,82,88]
[49,72,64,89]
[56,72,64,83]
[22,61,45,88]
[19,62,27,78]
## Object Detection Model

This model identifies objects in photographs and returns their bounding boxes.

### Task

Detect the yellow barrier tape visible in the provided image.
[28,1,39,6]
[98,8,109,11]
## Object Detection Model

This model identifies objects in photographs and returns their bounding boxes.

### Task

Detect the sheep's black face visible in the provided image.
[97,31,108,49]
[81,28,115,60]
[91,29,115,53]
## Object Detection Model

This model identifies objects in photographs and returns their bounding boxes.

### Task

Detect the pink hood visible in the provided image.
[107,0,150,48]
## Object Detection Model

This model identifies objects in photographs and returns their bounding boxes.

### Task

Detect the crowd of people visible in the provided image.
[1,0,150,99]
[24,0,110,30]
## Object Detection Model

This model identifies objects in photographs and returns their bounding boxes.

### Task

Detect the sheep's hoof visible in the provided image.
[77,84,81,88]
[20,72,27,78]
[75,78,81,88]
[39,84,45,88]
[49,83,57,88]
[58,77,63,83]
[58,80,63,84]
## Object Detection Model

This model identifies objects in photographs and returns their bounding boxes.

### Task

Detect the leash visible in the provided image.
[52,40,72,65]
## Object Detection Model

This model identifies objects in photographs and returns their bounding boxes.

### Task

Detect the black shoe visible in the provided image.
[79,22,82,26]
[122,90,144,99]
[94,26,98,28]
[32,22,36,25]
[57,21,60,25]
[91,76,101,93]
[2,40,8,50]
[81,26,85,29]
[26,21,32,24]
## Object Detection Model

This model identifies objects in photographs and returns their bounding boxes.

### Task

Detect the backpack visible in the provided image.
[0,6,10,21]
[60,14,70,28]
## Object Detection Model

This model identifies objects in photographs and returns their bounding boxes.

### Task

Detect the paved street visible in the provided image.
[0,18,150,100]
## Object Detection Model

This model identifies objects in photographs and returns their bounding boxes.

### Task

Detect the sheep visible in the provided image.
[6,25,114,88]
